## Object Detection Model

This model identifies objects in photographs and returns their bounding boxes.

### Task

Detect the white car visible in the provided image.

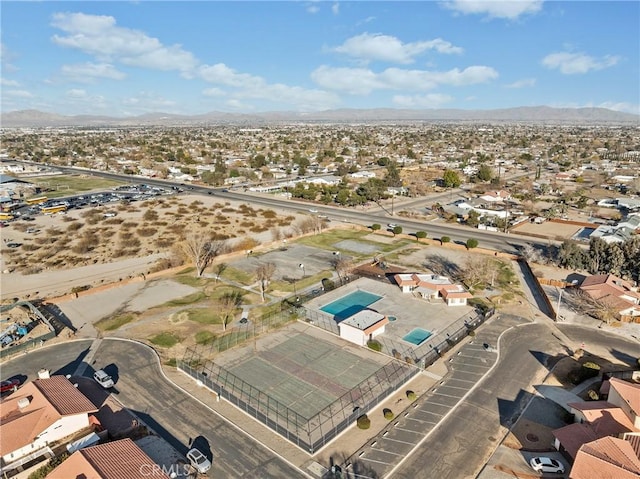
[387,223,398,229]
[529,456,565,474]
[187,448,211,474]
[93,369,114,388]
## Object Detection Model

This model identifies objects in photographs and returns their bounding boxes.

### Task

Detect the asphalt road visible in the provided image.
[1,339,306,479]
[387,318,566,479]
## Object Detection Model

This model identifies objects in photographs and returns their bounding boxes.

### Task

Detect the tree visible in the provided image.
[214,262,227,283]
[371,224,381,231]
[466,238,479,250]
[460,256,497,290]
[442,169,462,188]
[256,262,276,302]
[392,226,403,236]
[440,236,451,245]
[476,164,493,182]
[181,232,226,277]
[218,291,243,331]
[333,257,352,283]
[466,210,480,228]
[415,231,427,241]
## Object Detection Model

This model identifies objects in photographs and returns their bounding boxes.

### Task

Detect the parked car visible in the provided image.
[187,448,211,474]
[529,457,565,474]
[93,369,114,388]
[0,379,21,394]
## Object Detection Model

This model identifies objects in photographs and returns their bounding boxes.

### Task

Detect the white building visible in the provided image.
[338,310,389,347]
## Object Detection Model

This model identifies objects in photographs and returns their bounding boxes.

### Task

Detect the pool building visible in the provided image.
[337,309,389,347]
[394,273,472,306]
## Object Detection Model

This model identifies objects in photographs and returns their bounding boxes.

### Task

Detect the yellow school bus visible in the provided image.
[26,196,48,205]
[41,205,67,215]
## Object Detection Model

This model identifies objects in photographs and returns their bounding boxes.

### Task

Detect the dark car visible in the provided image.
[0,379,21,394]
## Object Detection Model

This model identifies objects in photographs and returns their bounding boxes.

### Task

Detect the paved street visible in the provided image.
[1,339,307,479]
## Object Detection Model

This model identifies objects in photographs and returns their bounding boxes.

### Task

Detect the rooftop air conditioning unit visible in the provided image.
[18,397,30,409]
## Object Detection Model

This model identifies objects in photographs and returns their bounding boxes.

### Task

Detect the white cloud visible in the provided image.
[505,78,536,88]
[1,78,20,87]
[334,33,463,64]
[66,89,88,98]
[444,0,543,19]
[51,12,198,72]
[199,63,340,110]
[60,62,126,81]
[332,3,340,15]
[5,90,33,98]
[202,87,226,97]
[307,4,320,14]
[226,99,253,110]
[357,16,376,26]
[393,93,454,108]
[541,51,619,74]
[312,65,498,94]
[122,92,177,111]
[1,43,18,73]
[597,102,640,115]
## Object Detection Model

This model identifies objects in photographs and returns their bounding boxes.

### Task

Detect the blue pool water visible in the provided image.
[321,290,383,321]
[403,328,432,346]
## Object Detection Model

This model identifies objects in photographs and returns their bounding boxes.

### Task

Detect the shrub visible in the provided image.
[406,390,417,401]
[367,340,382,352]
[383,408,394,420]
[356,415,371,429]
[28,453,69,479]
[441,236,451,244]
[587,389,599,401]
[415,231,427,240]
[371,223,381,231]
[466,238,479,249]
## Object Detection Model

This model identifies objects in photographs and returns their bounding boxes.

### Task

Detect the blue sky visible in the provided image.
[2,1,638,116]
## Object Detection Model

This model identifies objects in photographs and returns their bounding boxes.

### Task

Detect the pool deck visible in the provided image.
[307,277,474,349]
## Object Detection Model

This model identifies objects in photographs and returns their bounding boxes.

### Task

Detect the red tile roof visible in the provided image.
[47,438,171,479]
[570,436,640,479]
[34,376,98,416]
[609,378,640,418]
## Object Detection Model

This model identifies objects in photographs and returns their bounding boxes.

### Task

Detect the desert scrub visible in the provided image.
[356,415,371,430]
[383,408,394,420]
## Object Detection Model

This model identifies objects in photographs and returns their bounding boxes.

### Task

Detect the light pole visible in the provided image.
[299,263,305,278]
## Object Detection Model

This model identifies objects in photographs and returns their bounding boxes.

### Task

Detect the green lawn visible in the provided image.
[195,330,216,345]
[164,292,206,306]
[186,308,221,325]
[29,175,125,198]
[150,331,181,348]
[219,266,254,285]
[95,313,135,331]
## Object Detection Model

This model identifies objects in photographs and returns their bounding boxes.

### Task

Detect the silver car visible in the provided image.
[187,448,211,474]
[529,456,565,474]
[93,369,114,388]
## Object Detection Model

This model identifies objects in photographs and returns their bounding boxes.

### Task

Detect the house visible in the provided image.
[0,376,99,475]
[393,273,472,306]
[552,378,640,469]
[570,436,640,479]
[580,274,640,322]
[47,438,171,479]
[479,190,511,203]
[338,309,389,347]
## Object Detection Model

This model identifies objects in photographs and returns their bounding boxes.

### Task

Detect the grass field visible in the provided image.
[29,175,125,198]
[95,313,136,331]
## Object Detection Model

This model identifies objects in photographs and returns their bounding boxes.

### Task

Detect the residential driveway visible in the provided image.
[87,338,306,479]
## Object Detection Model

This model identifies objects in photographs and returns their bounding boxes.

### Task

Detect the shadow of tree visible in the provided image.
[423,253,462,280]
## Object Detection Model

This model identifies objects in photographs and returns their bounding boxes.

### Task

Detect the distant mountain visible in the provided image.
[1,106,638,127]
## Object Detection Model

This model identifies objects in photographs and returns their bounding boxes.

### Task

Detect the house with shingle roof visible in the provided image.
[0,376,98,474]
[46,438,171,479]
[580,274,640,322]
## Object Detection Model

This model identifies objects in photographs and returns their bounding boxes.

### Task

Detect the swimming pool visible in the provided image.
[321,290,383,321]
[403,328,432,346]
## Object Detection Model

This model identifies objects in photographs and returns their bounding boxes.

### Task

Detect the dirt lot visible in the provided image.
[1,194,313,300]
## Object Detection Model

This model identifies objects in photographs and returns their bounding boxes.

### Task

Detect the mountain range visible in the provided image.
[1,106,638,127]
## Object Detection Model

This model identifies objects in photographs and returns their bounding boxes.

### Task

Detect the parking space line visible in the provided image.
[404,417,437,425]
[369,448,407,457]
[359,457,393,466]
[378,436,419,446]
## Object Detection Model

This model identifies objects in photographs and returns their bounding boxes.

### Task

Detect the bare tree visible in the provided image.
[332,257,352,283]
[180,232,226,277]
[573,290,619,325]
[218,290,243,331]
[460,256,498,290]
[214,262,227,283]
[256,262,276,302]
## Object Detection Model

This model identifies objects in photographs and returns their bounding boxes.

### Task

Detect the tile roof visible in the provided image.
[609,378,640,417]
[0,376,98,457]
[47,438,171,479]
[570,436,640,479]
